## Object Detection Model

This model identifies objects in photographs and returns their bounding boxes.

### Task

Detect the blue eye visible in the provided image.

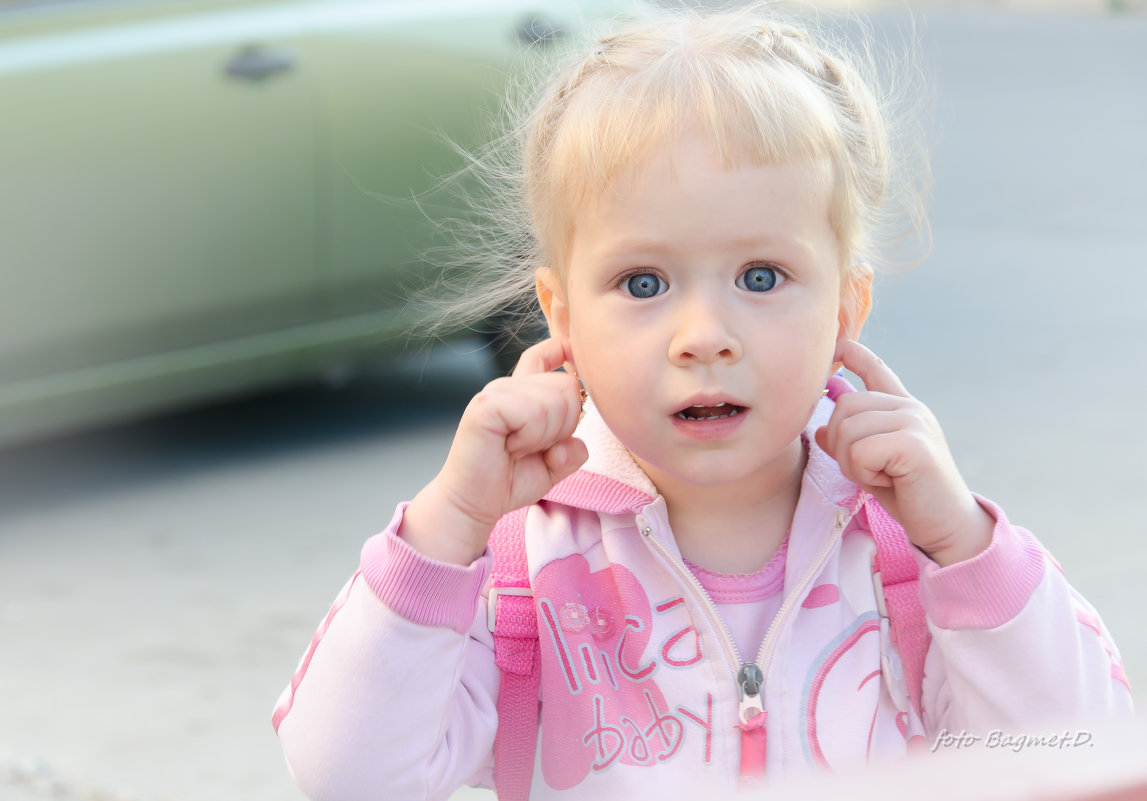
[625,273,665,299]
[739,264,781,293]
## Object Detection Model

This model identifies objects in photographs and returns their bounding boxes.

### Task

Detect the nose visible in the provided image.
[668,292,742,367]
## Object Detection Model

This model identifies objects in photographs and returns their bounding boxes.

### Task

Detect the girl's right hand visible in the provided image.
[397,338,589,565]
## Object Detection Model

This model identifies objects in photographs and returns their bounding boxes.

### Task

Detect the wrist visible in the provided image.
[920,498,995,567]
[397,480,496,566]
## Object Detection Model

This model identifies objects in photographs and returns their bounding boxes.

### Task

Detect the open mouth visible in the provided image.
[674,402,746,421]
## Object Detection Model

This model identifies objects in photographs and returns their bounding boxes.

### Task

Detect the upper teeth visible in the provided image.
[679,403,739,421]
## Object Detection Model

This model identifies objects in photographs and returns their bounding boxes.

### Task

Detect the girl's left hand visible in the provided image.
[814,339,994,567]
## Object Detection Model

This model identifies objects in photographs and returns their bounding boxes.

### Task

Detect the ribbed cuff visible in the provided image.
[360,502,492,635]
[917,495,1045,630]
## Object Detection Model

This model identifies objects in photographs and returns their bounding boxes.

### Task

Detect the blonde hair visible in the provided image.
[420,2,930,343]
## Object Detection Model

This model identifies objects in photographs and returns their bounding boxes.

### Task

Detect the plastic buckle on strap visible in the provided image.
[487,586,534,632]
[872,569,889,619]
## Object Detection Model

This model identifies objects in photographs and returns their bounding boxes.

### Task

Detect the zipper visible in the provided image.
[641,508,852,782]
[640,508,851,725]
[753,508,849,678]
[640,519,746,687]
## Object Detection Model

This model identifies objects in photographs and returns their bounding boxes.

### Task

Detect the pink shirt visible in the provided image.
[685,538,787,663]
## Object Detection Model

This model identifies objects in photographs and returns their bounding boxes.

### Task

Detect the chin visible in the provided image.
[642,453,763,488]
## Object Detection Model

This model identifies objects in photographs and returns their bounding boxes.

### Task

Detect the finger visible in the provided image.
[822,407,914,464]
[501,374,583,456]
[814,425,831,459]
[512,337,569,378]
[822,393,916,455]
[845,430,923,489]
[835,339,910,398]
[468,372,574,445]
[542,436,589,482]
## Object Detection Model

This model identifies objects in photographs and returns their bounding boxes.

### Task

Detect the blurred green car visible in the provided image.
[0,0,645,447]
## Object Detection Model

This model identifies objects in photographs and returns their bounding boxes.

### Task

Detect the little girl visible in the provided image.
[273,6,1131,800]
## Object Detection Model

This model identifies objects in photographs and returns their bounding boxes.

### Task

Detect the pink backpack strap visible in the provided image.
[487,507,539,801]
[827,373,930,719]
[866,497,930,719]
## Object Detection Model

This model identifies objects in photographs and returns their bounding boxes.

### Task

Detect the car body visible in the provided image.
[0,0,647,446]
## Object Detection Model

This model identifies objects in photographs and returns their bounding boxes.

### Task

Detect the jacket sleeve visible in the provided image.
[918,495,1133,736]
[272,502,500,801]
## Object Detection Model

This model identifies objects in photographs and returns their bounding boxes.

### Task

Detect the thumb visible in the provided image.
[814,425,831,457]
[543,437,589,483]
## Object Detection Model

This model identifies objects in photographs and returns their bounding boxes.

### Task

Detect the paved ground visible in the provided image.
[1,5,1145,801]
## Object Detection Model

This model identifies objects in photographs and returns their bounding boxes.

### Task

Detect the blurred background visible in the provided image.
[1,0,1144,799]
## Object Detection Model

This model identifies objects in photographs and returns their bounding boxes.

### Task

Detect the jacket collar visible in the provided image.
[541,399,656,515]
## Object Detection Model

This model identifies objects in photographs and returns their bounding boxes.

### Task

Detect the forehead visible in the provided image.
[602,127,833,210]
[570,132,839,266]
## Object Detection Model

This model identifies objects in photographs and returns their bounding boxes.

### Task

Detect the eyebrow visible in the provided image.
[600,233,809,258]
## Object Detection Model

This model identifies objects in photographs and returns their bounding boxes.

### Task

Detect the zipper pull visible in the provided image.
[737,662,764,721]
[736,663,767,781]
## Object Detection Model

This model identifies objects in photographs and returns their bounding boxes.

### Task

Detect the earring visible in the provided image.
[572,371,588,406]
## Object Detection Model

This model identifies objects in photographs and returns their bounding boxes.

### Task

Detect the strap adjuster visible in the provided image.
[872,568,889,619]
[487,586,533,632]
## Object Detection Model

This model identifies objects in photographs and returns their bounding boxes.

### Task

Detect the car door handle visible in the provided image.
[225,46,296,81]
[515,15,567,46]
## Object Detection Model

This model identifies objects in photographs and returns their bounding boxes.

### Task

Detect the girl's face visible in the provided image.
[539,129,870,498]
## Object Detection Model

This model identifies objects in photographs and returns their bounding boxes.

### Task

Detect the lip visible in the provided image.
[674,392,749,412]
[670,394,750,441]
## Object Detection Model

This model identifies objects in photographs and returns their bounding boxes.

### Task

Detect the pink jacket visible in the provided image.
[273,396,1132,801]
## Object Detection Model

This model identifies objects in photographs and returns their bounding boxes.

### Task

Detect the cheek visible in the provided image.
[568,313,657,401]
[566,303,614,385]
[814,285,847,345]
[778,295,844,384]
[780,291,841,347]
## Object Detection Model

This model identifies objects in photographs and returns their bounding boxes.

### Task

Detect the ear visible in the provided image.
[833,264,874,373]
[535,267,575,369]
